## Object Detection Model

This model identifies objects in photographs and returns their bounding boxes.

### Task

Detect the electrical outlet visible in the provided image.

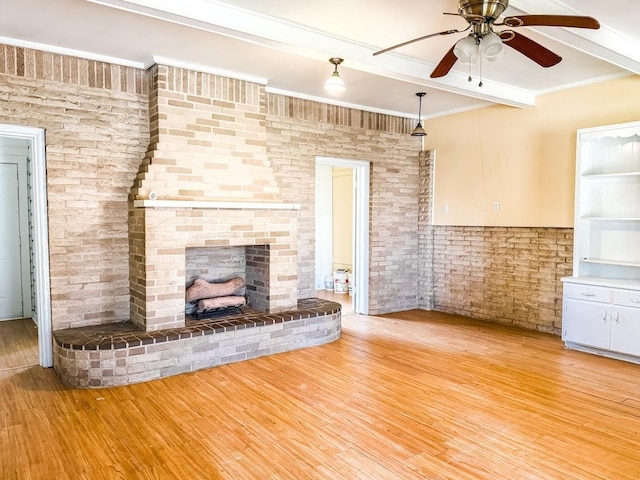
[443,204,449,213]
[493,202,500,212]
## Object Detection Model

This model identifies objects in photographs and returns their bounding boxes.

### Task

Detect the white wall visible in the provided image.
[315,163,333,289]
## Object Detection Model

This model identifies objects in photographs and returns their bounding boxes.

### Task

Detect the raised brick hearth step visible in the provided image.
[53,298,341,388]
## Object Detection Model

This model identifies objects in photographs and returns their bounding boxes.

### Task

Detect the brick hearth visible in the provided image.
[54,298,341,388]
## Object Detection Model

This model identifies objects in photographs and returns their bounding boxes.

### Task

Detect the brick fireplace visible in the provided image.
[129,204,298,331]
[128,63,299,332]
[52,63,341,387]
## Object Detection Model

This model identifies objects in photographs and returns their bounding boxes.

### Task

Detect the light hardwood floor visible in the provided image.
[315,289,353,313]
[2,310,640,479]
[0,318,38,371]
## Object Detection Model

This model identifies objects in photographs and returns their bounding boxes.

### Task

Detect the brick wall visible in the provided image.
[0,42,573,334]
[128,65,299,331]
[266,95,421,313]
[430,226,573,334]
[0,44,149,330]
[130,64,281,203]
[418,150,435,310]
[418,146,574,334]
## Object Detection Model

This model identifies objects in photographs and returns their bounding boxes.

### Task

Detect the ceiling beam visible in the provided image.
[510,0,640,74]
[87,0,537,108]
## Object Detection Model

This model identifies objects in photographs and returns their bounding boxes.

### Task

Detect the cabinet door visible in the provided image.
[609,306,640,356]
[563,298,611,349]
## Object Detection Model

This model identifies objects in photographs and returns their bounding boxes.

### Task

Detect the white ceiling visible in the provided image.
[0,0,639,119]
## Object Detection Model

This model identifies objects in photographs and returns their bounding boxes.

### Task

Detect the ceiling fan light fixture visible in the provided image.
[482,32,505,61]
[453,35,479,64]
[411,92,427,137]
[324,57,346,93]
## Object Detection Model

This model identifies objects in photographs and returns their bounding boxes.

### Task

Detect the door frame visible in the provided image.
[0,124,52,367]
[0,155,32,319]
[316,156,370,315]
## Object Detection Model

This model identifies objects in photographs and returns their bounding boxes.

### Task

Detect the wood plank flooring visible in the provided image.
[2,309,640,479]
[0,318,38,371]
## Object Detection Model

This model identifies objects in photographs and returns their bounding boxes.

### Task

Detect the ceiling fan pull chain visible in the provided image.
[478,52,483,87]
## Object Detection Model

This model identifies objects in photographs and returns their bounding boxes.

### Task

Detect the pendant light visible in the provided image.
[411,92,427,137]
[324,57,346,93]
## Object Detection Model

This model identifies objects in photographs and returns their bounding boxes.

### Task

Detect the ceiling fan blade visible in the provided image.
[373,29,461,56]
[501,15,600,29]
[499,31,561,67]
[430,46,458,78]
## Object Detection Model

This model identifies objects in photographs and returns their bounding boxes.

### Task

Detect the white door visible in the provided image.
[609,305,640,356]
[563,298,611,349]
[0,162,25,319]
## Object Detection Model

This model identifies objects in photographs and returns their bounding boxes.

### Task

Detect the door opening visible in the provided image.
[0,147,32,320]
[315,157,369,315]
[0,124,52,367]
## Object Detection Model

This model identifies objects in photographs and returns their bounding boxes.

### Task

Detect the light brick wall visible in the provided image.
[266,95,421,314]
[430,226,573,334]
[129,206,298,331]
[418,147,573,334]
[130,64,281,203]
[1,43,573,334]
[185,246,246,283]
[418,150,435,310]
[128,65,299,331]
[0,44,149,330]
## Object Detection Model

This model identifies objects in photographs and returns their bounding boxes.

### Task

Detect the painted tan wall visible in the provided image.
[426,75,640,227]
[332,167,353,272]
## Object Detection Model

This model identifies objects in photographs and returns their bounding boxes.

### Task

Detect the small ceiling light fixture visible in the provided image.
[324,57,346,93]
[453,33,504,64]
[411,92,427,137]
[482,32,505,62]
[453,35,479,65]
[453,31,505,86]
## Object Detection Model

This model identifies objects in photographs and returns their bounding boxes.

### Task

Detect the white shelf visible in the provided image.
[564,122,640,363]
[581,258,640,268]
[573,120,640,282]
[562,276,640,290]
[580,217,640,221]
[582,171,640,179]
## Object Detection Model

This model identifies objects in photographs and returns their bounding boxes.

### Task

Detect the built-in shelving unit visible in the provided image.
[562,120,640,363]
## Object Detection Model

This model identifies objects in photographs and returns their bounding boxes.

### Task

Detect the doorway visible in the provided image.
[0,140,32,321]
[315,157,369,314]
[0,124,52,367]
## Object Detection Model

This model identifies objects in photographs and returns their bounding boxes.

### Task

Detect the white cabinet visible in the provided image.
[562,121,640,363]
[562,282,640,360]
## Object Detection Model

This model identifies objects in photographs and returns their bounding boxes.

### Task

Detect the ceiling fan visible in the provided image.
[373,0,600,80]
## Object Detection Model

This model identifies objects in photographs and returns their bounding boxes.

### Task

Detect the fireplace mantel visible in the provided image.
[133,199,300,210]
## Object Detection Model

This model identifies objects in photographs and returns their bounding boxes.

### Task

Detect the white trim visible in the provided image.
[0,35,144,69]
[267,85,493,121]
[316,157,370,315]
[535,71,635,96]
[16,157,33,318]
[0,124,52,367]
[147,56,270,85]
[89,0,538,109]
[510,0,640,75]
[266,87,411,119]
[134,199,300,210]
